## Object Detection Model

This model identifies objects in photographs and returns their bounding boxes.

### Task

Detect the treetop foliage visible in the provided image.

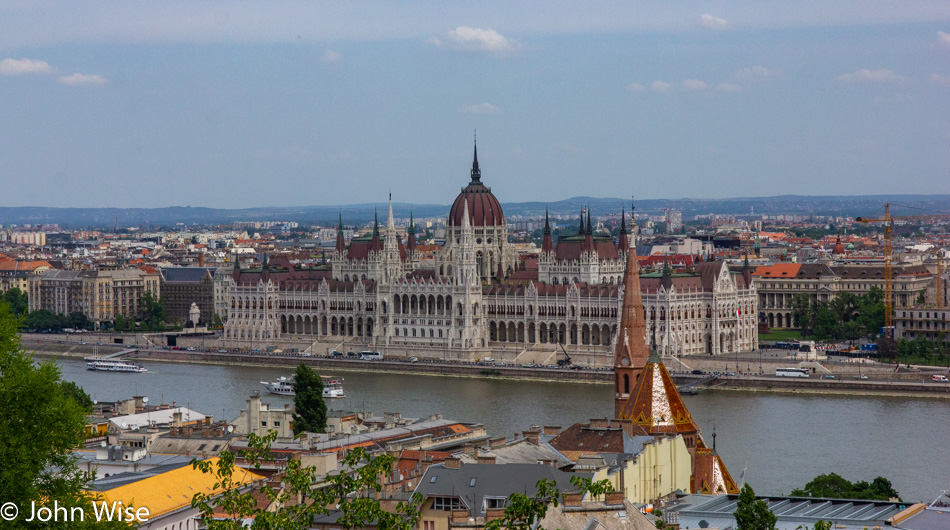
[791,473,901,501]
[291,362,327,435]
[0,302,132,529]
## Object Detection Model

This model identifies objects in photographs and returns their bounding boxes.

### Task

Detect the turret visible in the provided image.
[618,208,629,251]
[541,208,554,254]
[661,255,673,290]
[335,212,346,253]
[470,139,481,183]
[407,211,417,254]
[583,208,594,252]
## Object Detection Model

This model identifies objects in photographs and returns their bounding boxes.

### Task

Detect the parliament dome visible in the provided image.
[448,143,505,228]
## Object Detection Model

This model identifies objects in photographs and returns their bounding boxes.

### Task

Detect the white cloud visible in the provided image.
[699,14,728,30]
[837,68,909,84]
[683,79,707,90]
[626,83,645,92]
[463,103,501,114]
[939,31,950,47]
[717,83,742,92]
[931,74,950,87]
[0,57,53,75]
[736,65,776,81]
[323,49,342,63]
[58,73,107,86]
[431,26,518,53]
[651,80,672,92]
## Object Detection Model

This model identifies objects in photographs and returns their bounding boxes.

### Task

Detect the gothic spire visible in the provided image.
[586,207,593,234]
[407,210,417,253]
[470,136,481,183]
[618,208,629,250]
[372,208,379,238]
[387,192,395,231]
[578,209,585,236]
[335,211,346,253]
[613,224,650,418]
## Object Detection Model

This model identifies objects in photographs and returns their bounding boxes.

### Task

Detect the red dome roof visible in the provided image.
[448,143,505,227]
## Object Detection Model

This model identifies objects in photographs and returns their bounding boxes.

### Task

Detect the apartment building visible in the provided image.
[29,268,161,326]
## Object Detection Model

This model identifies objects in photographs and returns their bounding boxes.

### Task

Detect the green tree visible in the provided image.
[789,294,813,332]
[0,303,132,529]
[2,287,28,316]
[811,304,838,340]
[140,291,165,331]
[192,433,421,530]
[856,287,885,336]
[114,314,128,332]
[194,433,614,530]
[22,309,70,331]
[69,311,94,331]
[734,483,777,530]
[484,476,613,530]
[60,380,94,412]
[291,362,327,435]
[791,473,901,501]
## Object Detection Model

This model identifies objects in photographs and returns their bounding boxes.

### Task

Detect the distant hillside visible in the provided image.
[2,194,948,229]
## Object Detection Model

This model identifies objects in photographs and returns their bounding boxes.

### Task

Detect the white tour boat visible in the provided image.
[86,359,148,373]
[260,375,345,398]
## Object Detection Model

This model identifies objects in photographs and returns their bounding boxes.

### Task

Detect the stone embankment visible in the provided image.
[24,337,950,397]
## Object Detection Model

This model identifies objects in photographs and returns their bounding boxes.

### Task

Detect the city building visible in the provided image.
[29,268,161,326]
[544,421,693,505]
[753,263,933,329]
[0,259,52,292]
[160,266,217,324]
[895,308,950,342]
[223,144,758,364]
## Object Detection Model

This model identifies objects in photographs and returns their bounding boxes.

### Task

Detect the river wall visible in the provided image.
[27,338,950,398]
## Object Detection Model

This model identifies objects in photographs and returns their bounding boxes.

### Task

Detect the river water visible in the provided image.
[47,356,949,503]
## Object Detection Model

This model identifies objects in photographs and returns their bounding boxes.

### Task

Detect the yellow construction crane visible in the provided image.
[856,203,950,338]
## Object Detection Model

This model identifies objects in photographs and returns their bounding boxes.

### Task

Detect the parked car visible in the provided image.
[691,369,704,375]
[823,374,836,379]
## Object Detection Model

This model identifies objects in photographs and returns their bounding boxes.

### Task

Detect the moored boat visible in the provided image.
[260,375,345,398]
[86,359,148,373]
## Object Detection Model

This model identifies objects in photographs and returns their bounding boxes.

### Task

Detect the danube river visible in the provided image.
[49,356,949,503]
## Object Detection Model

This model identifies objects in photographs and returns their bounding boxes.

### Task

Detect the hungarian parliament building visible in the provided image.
[223,145,757,365]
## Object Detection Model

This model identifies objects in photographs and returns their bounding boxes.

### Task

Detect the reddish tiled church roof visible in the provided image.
[617,354,700,436]
[692,442,739,494]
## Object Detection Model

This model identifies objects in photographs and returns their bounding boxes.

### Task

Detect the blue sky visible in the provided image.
[1,1,949,208]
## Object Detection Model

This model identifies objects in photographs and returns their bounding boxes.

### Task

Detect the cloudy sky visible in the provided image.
[1,1,949,208]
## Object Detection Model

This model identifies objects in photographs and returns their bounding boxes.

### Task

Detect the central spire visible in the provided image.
[470,134,481,183]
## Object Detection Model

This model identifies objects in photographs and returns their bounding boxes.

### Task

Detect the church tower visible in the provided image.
[614,227,650,418]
